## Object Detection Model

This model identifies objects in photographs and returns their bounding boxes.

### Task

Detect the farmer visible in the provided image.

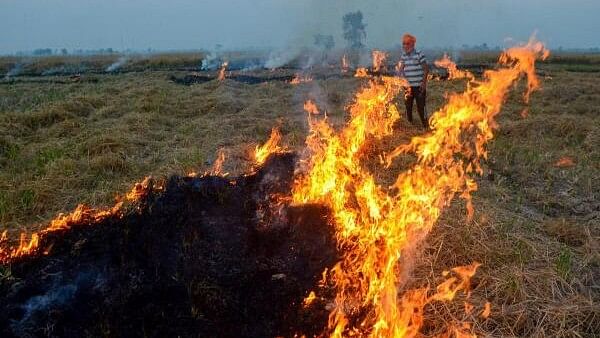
[398,33,430,129]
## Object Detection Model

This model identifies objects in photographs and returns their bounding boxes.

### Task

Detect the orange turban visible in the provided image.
[402,34,417,45]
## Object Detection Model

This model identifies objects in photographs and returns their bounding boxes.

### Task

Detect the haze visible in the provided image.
[1,0,598,54]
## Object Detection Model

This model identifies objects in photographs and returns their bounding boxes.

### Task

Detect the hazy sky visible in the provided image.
[1,0,598,54]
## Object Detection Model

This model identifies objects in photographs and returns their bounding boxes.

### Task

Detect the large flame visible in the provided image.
[434,53,474,80]
[293,38,548,337]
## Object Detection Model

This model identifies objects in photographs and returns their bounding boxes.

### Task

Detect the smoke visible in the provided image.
[10,270,106,336]
[21,284,78,321]
[264,49,300,69]
[200,51,222,70]
[5,64,23,79]
[106,55,129,72]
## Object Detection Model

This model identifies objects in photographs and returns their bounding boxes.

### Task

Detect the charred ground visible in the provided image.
[0,154,338,337]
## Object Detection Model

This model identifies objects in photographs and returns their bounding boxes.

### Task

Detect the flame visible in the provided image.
[481,302,491,319]
[434,53,474,80]
[125,176,152,202]
[218,61,228,81]
[304,99,321,115]
[211,149,227,175]
[0,177,155,263]
[554,156,575,168]
[254,127,283,166]
[293,37,548,337]
[342,54,349,73]
[372,50,388,73]
[303,291,318,307]
[0,203,125,263]
[355,67,369,78]
[291,74,313,85]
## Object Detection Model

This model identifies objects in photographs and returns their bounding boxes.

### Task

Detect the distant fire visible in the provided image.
[372,50,388,72]
[341,54,349,73]
[434,53,474,80]
[218,61,228,81]
[291,73,313,84]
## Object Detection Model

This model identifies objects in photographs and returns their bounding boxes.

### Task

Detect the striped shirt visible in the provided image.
[400,50,427,87]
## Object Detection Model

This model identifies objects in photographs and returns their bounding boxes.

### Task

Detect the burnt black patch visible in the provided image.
[0,153,338,338]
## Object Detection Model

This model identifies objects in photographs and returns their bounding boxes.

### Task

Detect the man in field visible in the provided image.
[398,33,430,129]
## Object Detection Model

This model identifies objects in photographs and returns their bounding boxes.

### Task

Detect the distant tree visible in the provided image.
[61,48,68,55]
[342,11,367,50]
[33,48,53,56]
[314,34,335,51]
[342,11,367,66]
[314,34,335,62]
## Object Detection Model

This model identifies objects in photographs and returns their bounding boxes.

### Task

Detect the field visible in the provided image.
[0,51,599,336]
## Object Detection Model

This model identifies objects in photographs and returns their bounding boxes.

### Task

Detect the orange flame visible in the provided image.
[0,202,126,263]
[372,50,388,73]
[303,99,321,115]
[481,302,491,319]
[218,61,228,81]
[293,37,548,337]
[0,177,155,263]
[254,127,283,166]
[211,149,227,175]
[554,156,575,168]
[125,176,152,202]
[434,53,474,80]
[354,67,369,78]
[303,291,318,307]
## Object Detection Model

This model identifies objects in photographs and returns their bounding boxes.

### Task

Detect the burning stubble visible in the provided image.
[292,38,548,337]
[0,36,575,337]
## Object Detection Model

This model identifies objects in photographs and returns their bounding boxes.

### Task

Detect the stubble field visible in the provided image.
[0,52,599,336]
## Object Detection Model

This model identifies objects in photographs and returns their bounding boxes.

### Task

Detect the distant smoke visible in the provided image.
[5,63,23,79]
[3,60,32,79]
[200,49,224,70]
[240,60,263,72]
[264,49,300,69]
[106,56,129,72]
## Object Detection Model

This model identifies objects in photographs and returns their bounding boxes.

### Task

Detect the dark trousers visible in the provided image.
[404,86,428,128]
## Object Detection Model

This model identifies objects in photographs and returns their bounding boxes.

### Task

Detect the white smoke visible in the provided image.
[200,47,224,71]
[264,49,300,69]
[5,64,23,79]
[106,56,129,72]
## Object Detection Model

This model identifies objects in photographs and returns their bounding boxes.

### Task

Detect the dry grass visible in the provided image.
[0,55,598,336]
